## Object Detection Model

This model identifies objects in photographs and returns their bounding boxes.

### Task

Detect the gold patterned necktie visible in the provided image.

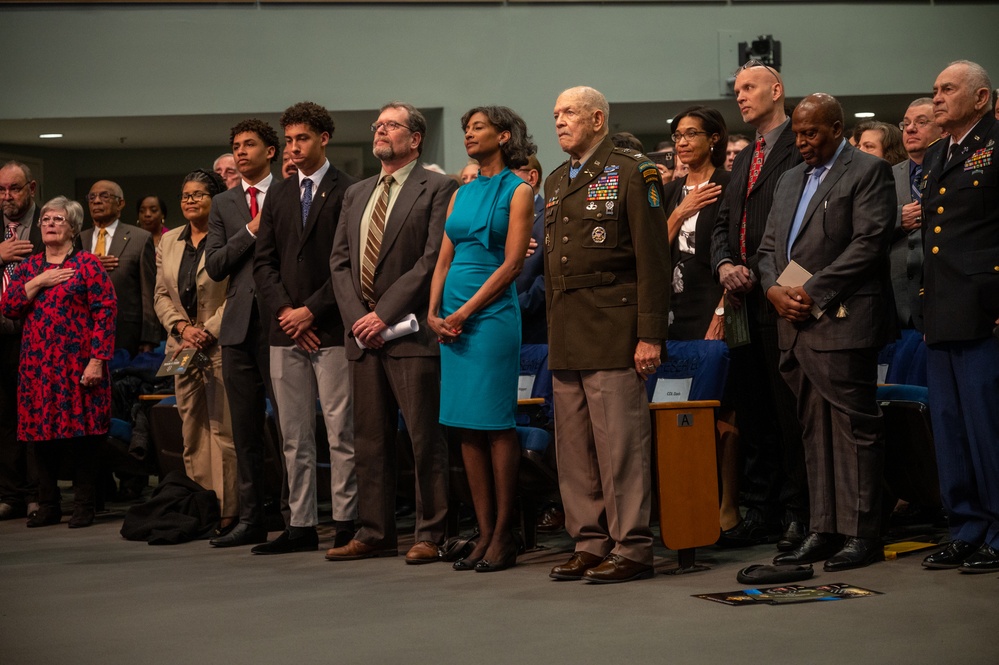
[361,174,394,306]
[95,227,107,256]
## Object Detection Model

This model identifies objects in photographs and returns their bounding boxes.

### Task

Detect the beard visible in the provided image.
[373,142,397,162]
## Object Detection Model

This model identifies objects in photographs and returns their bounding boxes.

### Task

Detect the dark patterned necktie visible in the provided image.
[740,137,765,262]
[361,175,394,305]
[910,164,923,202]
[2,222,18,293]
[301,178,313,228]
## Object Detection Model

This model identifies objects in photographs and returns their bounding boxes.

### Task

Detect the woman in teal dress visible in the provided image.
[428,106,535,572]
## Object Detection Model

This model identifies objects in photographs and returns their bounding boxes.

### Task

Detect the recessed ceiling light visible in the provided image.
[854,112,875,119]
[39,133,63,139]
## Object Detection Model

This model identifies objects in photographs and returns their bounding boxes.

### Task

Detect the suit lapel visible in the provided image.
[751,125,795,195]
[109,224,131,256]
[799,146,852,233]
[231,188,252,224]
[379,166,424,261]
[565,140,613,197]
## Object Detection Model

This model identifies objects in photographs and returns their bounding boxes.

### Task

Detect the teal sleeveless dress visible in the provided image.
[439,169,523,430]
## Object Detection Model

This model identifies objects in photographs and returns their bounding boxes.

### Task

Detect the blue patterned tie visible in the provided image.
[786,166,826,260]
[569,161,582,180]
[910,163,923,202]
[301,178,313,228]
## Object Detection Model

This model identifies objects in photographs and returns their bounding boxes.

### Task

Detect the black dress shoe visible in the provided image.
[213,520,239,538]
[922,540,980,569]
[26,507,62,528]
[475,548,517,573]
[773,532,844,565]
[452,556,481,571]
[959,544,999,574]
[550,551,604,581]
[251,528,318,555]
[823,537,883,572]
[68,506,95,529]
[776,520,808,552]
[211,523,268,548]
[716,513,779,549]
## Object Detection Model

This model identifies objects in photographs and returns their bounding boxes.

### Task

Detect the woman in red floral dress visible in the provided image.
[0,196,116,528]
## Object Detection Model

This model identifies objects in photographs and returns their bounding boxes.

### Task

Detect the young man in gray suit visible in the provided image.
[327,102,457,564]
[205,118,283,548]
[758,93,896,572]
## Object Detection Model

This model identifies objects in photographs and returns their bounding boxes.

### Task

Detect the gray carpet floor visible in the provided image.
[2,504,998,665]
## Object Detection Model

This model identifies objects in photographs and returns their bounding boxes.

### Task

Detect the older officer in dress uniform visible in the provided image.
[544,87,671,584]
[919,61,999,574]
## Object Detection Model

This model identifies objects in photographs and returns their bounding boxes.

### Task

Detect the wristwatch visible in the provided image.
[714,306,725,317]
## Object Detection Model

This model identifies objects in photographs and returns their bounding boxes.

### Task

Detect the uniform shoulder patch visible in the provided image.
[648,184,661,208]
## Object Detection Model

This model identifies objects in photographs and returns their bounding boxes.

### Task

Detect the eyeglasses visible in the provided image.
[0,183,29,197]
[40,215,69,226]
[899,119,933,131]
[671,130,710,143]
[180,192,211,203]
[370,121,409,133]
[738,59,781,82]
[87,192,121,203]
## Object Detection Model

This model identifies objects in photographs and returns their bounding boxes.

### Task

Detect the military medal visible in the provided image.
[605,201,614,214]
[592,227,606,244]
[586,201,597,211]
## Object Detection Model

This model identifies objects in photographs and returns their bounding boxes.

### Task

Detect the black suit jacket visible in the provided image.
[206,181,271,347]
[1,207,43,343]
[758,143,897,352]
[330,163,457,361]
[253,163,356,347]
[711,121,803,281]
[919,113,999,344]
[516,194,547,344]
[664,168,731,273]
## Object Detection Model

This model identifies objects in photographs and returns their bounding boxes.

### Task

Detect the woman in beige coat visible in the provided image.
[154,169,236,532]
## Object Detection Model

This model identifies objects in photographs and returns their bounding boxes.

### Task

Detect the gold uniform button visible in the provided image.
[974,180,979,187]
[934,226,942,234]
[939,187,946,195]
[563,217,569,223]
[931,246,939,254]
[936,206,944,214]
[994,266,999,272]
[561,236,568,243]
[560,256,568,264]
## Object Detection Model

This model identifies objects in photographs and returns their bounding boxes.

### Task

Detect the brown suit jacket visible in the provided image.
[330,163,458,361]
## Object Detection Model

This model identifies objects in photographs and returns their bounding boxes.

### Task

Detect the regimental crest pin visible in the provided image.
[591,226,607,244]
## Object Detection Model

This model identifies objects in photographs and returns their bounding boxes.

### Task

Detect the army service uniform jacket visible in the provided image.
[543,138,671,370]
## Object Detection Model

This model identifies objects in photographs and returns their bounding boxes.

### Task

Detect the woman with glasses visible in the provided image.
[1,196,116,528]
[661,106,742,535]
[154,169,237,534]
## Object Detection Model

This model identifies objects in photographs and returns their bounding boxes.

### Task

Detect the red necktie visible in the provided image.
[247,186,260,218]
[739,137,765,263]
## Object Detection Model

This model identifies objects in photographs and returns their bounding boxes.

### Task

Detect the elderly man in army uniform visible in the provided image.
[544,86,671,584]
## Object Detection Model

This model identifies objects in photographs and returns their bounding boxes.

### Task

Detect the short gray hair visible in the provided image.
[948,60,992,95]
[908,97,933,109]
[40,196,84,238]
[0,160,34,183]
[560,86,610,119]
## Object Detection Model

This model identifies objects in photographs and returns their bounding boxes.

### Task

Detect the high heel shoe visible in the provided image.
[452,556,482,571]
[474,549,517,573]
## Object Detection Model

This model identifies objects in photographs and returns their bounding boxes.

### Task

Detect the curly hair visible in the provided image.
[280,101,335,137]
[229,119,281,162]
[670,105,729,169]
[460,106,536,170]
[183,169,226,198]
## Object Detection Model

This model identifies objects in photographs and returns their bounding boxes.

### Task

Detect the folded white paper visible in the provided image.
[356,313,420,349]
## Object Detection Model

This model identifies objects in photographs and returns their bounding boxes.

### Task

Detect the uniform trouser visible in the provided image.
[780,344,883,539]
[927,337,999,549]
[553,368,654,565]
[352,352,448,547]
[175,345,238,519]
[270,345,356,528]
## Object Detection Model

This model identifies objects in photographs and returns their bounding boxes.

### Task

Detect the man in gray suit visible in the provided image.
[327,102,457,564]
[205,118,283,548]
[758,93,896,572]
[889,98,942,329]
[82,180,159,357]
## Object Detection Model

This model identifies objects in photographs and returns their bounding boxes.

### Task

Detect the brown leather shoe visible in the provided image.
[325,539,398,561]
[583,554,654,584]
[405,540,441,565]
[549,551,604,580]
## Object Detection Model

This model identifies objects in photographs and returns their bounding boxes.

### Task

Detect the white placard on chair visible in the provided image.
[652,377,693,403]
[518,375,536,401]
